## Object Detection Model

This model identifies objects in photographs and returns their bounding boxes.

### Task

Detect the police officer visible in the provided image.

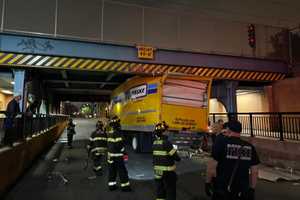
[67,118,76,148]
[205,120,260,200]
[107,116,131,192]
[153,122,181,200]
[87,120,107,176]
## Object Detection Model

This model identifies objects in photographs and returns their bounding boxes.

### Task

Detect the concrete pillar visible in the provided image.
[13,70,26,112]
[211,80,238,113]
[224,81,238,113]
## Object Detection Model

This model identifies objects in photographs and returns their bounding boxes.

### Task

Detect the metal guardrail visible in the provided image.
[0,112,68,146]
[209,112,300,141]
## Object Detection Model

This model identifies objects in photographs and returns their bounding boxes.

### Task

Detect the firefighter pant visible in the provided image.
[155,171,177,200]
[93,154,104,176]
[108,157,130,190]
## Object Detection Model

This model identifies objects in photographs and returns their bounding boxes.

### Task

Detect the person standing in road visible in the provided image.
[107,116,131,192]
[205,120,260,200]
[153,122,181,200]
[87,120,107,176]
[67,118,76,148]
[210,119,224,145]
[2,93,21,146]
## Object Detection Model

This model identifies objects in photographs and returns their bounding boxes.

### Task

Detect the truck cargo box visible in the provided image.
[110,74,212,152]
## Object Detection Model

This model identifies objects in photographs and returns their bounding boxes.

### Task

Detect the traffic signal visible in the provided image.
[248,24,256,48]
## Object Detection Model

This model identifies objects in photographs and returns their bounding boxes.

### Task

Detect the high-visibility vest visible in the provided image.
[107,129,125,158]
[89,130,107,155]
[153,136,177,176]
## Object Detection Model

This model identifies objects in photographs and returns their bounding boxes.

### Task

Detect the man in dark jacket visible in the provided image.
[6,94,21,117]
[153,122,181,200]
[107,116,131,192]
[3,93,21,146]
[205,120,260,200]
[87,120,107,176]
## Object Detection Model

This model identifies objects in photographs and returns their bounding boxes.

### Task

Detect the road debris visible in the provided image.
[259,166,300,182]
[136,174,145,177]
[48,171,69,185]
[87,175,97,180]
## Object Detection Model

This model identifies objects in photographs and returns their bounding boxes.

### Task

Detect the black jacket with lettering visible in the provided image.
[153,135,180,177]
[212,136,260,192]
[88,129,107,156]
[107,127,125,158]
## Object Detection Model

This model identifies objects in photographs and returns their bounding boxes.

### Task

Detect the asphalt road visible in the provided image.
[3,118,300,200]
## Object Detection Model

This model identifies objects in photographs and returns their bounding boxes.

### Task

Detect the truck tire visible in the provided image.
[132,136,141,153]
[132,133,153,153]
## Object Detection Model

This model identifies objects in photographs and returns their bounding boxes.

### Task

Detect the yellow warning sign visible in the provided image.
[137,45,155,60]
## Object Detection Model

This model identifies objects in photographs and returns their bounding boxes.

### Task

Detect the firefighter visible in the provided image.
[107,116,131,192]
[87,120,107,176]
[153,122,181,200]
[67,118,76,148]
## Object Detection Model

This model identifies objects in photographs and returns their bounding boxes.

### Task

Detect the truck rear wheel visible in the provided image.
[132,136,141,153]
[131,133,153,153]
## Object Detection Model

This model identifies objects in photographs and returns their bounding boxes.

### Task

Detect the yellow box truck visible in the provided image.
[110,74,212,152]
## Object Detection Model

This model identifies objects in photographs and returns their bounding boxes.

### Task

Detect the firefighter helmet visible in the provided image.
[109,116,121,129]
[154,121,168,136]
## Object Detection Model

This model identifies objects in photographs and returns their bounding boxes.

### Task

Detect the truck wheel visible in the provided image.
[132,136,140,152]
[132,133,153,153]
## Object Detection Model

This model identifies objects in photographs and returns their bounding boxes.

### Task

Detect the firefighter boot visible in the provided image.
[121,186,132,192]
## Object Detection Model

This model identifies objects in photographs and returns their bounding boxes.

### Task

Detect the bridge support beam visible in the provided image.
[211,80,238,113]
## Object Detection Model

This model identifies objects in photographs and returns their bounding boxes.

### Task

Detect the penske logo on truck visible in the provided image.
[113,83,158,103]
[130,85,147,99]
[129,84,158,99]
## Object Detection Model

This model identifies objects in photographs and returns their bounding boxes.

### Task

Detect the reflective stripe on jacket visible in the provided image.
[153,136,177,175]
[89,130,107,155]
[107,129,125,158]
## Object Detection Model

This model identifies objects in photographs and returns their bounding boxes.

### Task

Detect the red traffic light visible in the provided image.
[247,24,256,48]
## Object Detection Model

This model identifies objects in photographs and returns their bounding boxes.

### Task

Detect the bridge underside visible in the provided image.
[0,52,285,82]
[0,34,289,106]
[38,69,132,102]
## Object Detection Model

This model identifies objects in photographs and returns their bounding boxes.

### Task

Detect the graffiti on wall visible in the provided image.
[17,39,54,53]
